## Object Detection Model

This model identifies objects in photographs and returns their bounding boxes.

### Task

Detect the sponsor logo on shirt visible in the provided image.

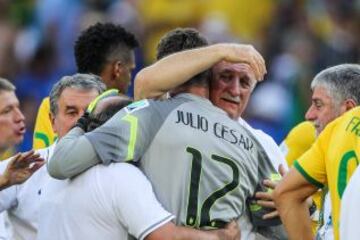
[125,100,150,113]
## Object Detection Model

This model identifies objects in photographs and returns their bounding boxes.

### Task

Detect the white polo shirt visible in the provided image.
[37,162,174,240]
[340,166,360,240]
[238,118,288,170]
[0,145,53,240]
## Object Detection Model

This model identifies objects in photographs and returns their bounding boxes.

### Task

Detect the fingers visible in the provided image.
[13,151,42,168]
[264,179,277,189]
[278,164,287,177]
[255,191,273,201]
[263,210,279,220]
[241,45,266,81]
[29,161,45,173]
[256,200,276,209]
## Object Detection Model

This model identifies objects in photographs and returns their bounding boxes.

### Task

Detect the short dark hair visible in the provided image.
[86,97,133,132]
[156,28,210,87]
[75,22,139,75]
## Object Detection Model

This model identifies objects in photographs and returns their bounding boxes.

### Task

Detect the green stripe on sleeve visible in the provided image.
[121,114,138,161]
[34,132,50,147]
[294,160,324,189]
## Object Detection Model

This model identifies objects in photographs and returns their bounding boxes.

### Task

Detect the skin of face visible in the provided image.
[0,91,26,150]
[50,88,99,139]
[305,86,343,135]
[210,61,256,119]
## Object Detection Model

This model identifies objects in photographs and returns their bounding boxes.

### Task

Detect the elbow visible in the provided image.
[134,70,149,101]
[47,160,66,180]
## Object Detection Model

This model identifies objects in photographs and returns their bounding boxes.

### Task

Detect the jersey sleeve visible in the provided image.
[281,121,316,167]
[86,100,164,165]
[111,164,174,240]
[0,159,18,212]
[33,97,57,150]
[294,121,336,189]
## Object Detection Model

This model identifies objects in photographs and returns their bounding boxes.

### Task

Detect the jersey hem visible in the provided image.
[294,160,324,189]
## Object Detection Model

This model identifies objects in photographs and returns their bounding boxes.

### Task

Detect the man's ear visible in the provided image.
[49,112,57,134]
[113,61,123,79]
[344,99,357,111]
[340,98,357,114]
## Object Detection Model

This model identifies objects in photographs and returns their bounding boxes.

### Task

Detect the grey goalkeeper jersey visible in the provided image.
[49,93,281,238]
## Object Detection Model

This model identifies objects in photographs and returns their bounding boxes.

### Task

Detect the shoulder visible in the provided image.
[38,97,51,114]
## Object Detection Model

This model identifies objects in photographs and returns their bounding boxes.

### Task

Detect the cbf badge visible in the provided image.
[125,99,150,113]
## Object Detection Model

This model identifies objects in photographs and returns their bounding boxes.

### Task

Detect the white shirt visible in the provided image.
[37,163,173,240]
[238,118,288,170]
[340,166,360,240]
[238,118,288,239]
[0,145,53,240]
[0,212,12,240]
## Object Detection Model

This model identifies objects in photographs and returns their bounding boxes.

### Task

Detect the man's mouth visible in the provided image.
[16,126,26,136]
[221,96,240,104]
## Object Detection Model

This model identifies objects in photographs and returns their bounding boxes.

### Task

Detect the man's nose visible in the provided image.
[14,108,25,122]
[228,79,241,96]
[305,105,316,121]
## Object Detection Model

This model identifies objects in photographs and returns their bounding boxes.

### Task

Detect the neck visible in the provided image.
[171,85,209,98]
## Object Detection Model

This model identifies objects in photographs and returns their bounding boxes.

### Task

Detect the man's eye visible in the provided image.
[220,75,231,81]
[0,107,12,115]
[240,80,251,88]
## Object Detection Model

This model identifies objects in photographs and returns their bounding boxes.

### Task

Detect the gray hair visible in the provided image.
[0,78,15,92]
[50,74,106,115]
[311,64,360,107]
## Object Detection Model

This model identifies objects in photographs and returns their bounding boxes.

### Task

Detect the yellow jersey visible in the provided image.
[281,121,321,233]
[33,97,57,149]
[0,148,14,161]
[282,121,316,166]
[295,106,360,240]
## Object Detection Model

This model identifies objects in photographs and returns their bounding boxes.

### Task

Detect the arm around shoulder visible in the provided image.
[47,127,100,179]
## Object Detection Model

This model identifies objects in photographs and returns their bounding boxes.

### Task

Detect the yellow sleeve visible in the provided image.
[294,122,335,188]
[33,97,57,149]
[283,121,316,166]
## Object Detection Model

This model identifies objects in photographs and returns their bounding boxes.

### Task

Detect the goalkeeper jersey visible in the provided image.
[33,97,57,149]
[295,106,360,240]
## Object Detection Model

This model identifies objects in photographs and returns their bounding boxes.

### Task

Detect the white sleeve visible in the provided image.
[111,164,174,240]
[254,130,289,170]
[0,159,17,212]
[340,167,360,240]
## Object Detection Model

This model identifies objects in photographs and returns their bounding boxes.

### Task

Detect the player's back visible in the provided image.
[138,94,276,231]
[38,163,166,240]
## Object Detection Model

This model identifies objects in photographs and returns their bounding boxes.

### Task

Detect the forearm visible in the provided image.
[134,44,225,100]
[146,222,223,240]
[276,194,313,239]
[47,127,100,179]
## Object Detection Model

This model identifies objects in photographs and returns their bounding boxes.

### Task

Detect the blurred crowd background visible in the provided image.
[0,0,359,151]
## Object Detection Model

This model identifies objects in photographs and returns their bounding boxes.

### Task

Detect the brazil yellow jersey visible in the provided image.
[33,97,57,149]
[0,148,15,161]
[282,121,316,166]
[295,106,360,240]
[282,121,321,233]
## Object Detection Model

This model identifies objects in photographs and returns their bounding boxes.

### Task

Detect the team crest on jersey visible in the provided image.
[125,99,149,113]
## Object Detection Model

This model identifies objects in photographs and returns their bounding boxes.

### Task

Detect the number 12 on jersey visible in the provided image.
[185,147,240,228]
